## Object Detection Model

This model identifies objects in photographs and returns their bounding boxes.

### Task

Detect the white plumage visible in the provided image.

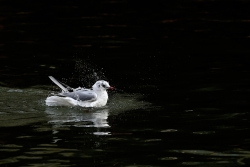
[45,76,113,107]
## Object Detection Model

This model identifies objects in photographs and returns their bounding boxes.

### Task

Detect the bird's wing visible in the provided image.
[62,90,97,102]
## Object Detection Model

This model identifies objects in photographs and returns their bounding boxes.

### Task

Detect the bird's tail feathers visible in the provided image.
[48,76,72,92]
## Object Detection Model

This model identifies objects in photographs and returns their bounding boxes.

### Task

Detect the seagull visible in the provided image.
[45,76,113,107]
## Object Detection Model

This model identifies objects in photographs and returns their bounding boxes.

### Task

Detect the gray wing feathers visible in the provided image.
[48,76,97,102]
[62,90,97,102]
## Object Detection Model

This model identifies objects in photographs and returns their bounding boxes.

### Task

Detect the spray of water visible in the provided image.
[64,59,107,88]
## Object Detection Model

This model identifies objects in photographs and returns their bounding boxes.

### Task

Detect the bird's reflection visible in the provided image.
[45,107,110,137]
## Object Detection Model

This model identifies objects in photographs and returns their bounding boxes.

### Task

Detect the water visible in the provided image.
[1,0,250,166]
[1,83,250,166]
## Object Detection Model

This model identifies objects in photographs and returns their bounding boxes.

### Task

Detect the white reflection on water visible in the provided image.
[43,92,152,138]
[45,107,110,136]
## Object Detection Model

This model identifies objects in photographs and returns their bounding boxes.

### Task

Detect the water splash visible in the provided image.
[68,59,107,88]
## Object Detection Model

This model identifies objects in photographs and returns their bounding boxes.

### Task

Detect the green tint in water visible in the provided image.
[1,86,250,166]
[0,86,48,127]
[0,85,154,166]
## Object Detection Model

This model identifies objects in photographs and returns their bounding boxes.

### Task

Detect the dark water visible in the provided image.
[1,0,250,166]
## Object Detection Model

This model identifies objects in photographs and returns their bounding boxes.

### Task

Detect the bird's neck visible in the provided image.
[96,90,107,96]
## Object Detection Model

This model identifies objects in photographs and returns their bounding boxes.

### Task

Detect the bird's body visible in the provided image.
[45,76,113,107]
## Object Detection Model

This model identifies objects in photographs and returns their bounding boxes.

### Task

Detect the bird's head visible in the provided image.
[92,80,113,91]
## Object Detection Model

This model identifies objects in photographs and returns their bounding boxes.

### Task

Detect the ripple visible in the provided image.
[161,129,178,133]
[7,89,23,93]
[193,131,215,135]
[159,157,178,160]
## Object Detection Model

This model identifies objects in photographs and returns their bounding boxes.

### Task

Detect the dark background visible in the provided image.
[1,1,250,166]
[1,0,250,92]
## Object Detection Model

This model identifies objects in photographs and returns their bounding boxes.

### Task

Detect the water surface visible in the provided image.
[1,85,250,166]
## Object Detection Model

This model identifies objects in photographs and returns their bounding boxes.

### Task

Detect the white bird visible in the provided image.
[45,76,113,107]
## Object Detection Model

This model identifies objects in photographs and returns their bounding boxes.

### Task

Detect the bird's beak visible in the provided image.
[108,86,114,90]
